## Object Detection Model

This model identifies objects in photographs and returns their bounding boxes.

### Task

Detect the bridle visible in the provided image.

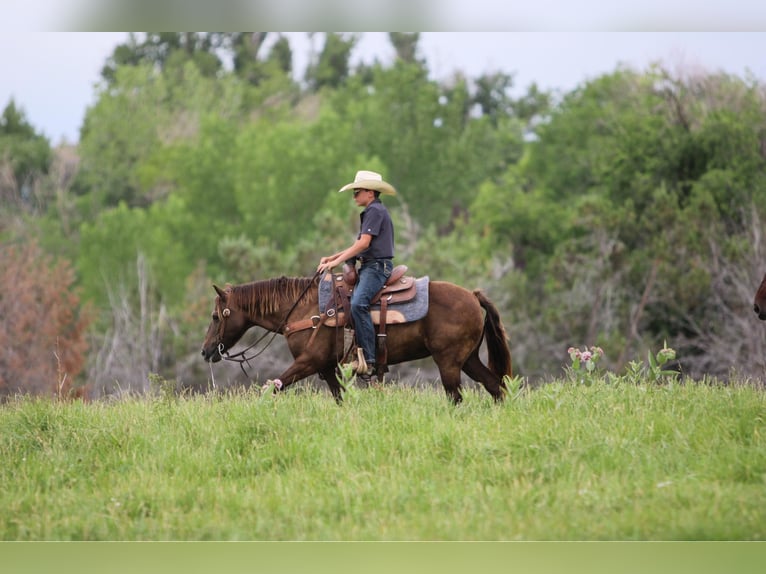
[214,271,322,378]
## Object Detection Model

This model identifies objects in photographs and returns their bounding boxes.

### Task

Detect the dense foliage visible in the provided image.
[2,33,766,397]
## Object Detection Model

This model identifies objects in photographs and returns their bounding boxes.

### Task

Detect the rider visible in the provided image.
[317,170,397,382]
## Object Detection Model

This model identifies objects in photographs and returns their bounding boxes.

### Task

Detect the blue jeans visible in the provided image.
[350,259,393,364]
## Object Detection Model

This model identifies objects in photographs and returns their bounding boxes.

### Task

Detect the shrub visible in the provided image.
[0,241,90,399]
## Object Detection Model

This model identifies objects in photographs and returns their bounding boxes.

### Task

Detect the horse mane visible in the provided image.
[228,275,319,317]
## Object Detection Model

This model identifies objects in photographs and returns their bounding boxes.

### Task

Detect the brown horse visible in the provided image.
[754,272,766,320]
[200,275,512,404]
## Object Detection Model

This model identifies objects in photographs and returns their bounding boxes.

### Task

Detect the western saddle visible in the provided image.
[284,263,418,376]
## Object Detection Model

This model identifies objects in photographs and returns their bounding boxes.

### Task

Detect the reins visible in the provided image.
[219,271,323,378]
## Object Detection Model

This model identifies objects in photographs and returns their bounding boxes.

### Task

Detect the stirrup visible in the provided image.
[349,348,367,374]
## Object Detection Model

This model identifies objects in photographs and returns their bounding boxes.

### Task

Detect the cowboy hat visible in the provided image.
[338,170,397,196]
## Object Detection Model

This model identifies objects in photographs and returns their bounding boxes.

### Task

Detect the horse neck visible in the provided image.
[231,277,317,331]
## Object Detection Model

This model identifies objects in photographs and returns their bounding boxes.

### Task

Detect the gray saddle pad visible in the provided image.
[318,276,430,323]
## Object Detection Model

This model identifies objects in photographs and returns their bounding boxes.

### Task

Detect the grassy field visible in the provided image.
[1,377,765,541]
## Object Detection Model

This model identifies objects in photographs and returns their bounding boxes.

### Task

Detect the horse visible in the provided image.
[200,274,512,404]
[754,272,766,320]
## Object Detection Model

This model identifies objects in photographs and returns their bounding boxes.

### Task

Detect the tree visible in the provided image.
[472,71,515,126]
[389,33,422,64]
[229,32,294,85]
[0,99,51,209]
[231,106,357,251]
[479,65,766,378]
[100,33,226,86]
[327,62,524,227]
[0,241,90,399]
[510,82,552,134]
[305,33,358,91]
[265,34,293,76]
[77,60,248,212]
[87,254,168,397]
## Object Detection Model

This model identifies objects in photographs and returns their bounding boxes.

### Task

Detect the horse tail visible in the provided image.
[474,289,512,379]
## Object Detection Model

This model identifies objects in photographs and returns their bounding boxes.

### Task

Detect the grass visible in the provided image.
[0,377,764,540]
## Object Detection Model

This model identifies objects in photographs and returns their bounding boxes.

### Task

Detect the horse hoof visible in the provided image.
[262,379,283,391]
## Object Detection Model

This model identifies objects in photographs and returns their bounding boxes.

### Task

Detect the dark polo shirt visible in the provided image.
[358,199,394,260]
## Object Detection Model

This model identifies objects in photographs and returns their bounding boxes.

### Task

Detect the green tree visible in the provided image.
[305,33,358,91]
[231,105,357,252]
[472,71,515,126]
[484,66,766,378]
[389,33,422,64]
[0,99,51,208]
[100,33,226,86]
[328,62,524,227]
[470,162,571,274]
[77,196,196,313]
[76,65,164,210]
[510,82,552,133]
[76,61,248,213]
[144,116,243,279]
[230,32,294,86]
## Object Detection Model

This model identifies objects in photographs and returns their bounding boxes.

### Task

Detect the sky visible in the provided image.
[2,3,766,144]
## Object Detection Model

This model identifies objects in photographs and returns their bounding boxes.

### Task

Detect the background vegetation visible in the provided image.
[2,32,766,398]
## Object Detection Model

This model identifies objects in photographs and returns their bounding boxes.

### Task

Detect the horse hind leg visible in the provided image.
[441,373,464,405]
[432,353,465,405]
[461,350,507,402]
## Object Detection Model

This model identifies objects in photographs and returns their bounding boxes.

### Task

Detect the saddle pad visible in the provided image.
[319,275,430,324]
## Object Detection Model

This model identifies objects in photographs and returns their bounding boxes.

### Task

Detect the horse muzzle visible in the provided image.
[755,303,766,321]
[201,345,223,363]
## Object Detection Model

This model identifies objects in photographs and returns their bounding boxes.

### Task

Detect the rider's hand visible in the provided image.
[317,257,337,273]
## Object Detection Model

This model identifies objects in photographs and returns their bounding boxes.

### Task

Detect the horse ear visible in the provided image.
[213,284,227,300]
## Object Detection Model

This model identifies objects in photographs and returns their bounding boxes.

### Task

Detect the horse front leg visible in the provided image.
[267,355,319,392]
[268,353,343,402]
[317,366,344,404]
[266,330,343,401]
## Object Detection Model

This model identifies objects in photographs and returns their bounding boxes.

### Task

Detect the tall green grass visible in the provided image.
[1,379,764,540]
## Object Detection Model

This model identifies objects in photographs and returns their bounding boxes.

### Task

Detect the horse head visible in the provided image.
[201,284,250,362]
[754,272,766,320]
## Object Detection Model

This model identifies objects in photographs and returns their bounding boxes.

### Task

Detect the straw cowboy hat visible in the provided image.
[338,170,397,196]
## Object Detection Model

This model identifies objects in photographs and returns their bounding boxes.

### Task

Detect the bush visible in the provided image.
[0,241,90,399]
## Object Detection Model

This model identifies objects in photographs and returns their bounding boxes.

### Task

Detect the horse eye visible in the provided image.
[212,312,219,321]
